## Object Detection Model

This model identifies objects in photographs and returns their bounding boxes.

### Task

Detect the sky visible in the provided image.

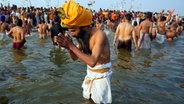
[1,0,184,16]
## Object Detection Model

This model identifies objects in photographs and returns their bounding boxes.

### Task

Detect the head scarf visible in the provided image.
[57,0,92,28]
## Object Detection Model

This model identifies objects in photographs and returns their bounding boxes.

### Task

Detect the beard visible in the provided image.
[76,28,92,54]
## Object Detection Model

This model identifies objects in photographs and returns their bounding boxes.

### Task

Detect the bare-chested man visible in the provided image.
[7,19,26,49]
[137,12,153,49]
[165,24,176,40]
[56,0,112,103]
[133,21,140,43]
[0,14,10,40]
[36,20,49,39]
[176,22,183,36]
[106,18,115,31]
[113,13,138,51]
[156,9,174,43]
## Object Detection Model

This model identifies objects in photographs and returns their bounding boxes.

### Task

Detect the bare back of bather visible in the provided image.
[116,22,133,41]
[113,13,138,51]
[0,22,9,33]
[0,14,10,34]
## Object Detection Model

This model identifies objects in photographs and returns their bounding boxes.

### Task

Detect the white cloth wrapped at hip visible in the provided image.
[138,33,151,49]
[82,62,113,104]
[0,33,7,40]
[155,33,166,44]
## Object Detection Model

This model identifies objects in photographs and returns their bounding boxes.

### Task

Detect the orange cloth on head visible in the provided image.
[59,0,92,27]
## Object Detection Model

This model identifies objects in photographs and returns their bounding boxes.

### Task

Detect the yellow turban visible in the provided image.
[57,0,92,28]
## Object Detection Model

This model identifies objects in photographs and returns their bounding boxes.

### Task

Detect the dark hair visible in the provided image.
[41,20,45,24]
[133,21,137,26]
[54,15,60,22]
[161,16,166,21]
[153,16,157,22]
[16,19,22,26]
[125,13,132,21]
[145,12,152,19]
[76,27,92,54]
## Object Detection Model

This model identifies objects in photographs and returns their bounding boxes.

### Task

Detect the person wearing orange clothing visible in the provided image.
[48,9,53,23]
[20,8,25,23]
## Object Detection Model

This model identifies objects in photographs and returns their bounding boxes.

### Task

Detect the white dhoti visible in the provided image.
[155,33,166,44]
[0,32,7,40]
[138,33,151,49]
[82,62,113,104]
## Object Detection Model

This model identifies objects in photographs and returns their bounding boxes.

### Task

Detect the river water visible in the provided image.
[0,30,184,104]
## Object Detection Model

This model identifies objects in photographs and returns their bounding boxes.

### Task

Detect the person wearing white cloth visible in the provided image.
[156,9,174,44]
[138,12,153,49]
[82,62,112,103]
[0,14,10,40]
[56,0,113,103]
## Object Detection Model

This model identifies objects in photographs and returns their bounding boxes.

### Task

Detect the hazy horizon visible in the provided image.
[1,0,183,16]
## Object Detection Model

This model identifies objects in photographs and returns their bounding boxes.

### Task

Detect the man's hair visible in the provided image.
[161,16,166,21]
[16,19,22,27]
[145,12,152,19]
[54,15,60,22]
[133,21,137,26]
[125,13,132,21]
[76,27,92,54]
[41,20,45,24]
[153,16,157,22]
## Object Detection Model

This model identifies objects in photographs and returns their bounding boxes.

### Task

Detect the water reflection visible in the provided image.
[116,49,133,69]
[0,31,183,103]
[49,48,69,67]
[39,39,46,47]
[0,96,8,104]
[12,49,27,64]
[135,49,152,68]
[2,65,27,81]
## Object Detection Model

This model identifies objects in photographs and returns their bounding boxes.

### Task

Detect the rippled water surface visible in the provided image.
[0,31,184,104]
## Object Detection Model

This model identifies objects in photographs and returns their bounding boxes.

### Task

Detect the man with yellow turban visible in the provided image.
[56,0,112,103]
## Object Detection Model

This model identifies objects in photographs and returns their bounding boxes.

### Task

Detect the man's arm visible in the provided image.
[132,28,138,51]
[70,31,105,67]
[57,30,105,67]
[158,10,164,22]
[164,9,175,25]
[35,24,39,28]
[21,29,25,41]
[7,28,14,39]
[67,49,78,61]
[65,33,78,61]
[138,23,142,39]
[6,23,10,31]
[46,25,49,34]
[113,25,120,47]
[149,23,153,35]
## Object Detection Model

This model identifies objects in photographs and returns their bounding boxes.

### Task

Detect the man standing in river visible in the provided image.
[56,0,112,103]
[113,13,138,51]
[0,14,10,40]
[8,18,26,49]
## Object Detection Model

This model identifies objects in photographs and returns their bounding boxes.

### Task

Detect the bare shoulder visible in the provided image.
[10,26,16,31]
[127,23,134,30]
[95,29,106,38]
[119,22,124,27]
[92,29,107,42]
